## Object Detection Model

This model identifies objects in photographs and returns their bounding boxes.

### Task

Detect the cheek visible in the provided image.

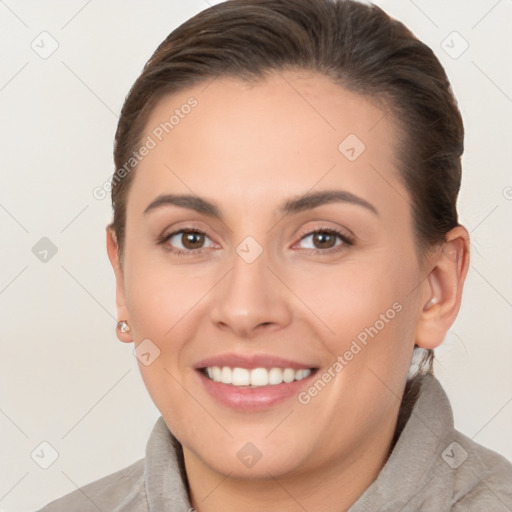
[121,250,200,408]
[298,253,418,371]
[121,248,224,408]
[123,245,204,338]
[124,261,200,421]
[301,257,406,328]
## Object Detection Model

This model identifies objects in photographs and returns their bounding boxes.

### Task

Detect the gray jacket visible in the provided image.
[37,373,512,511]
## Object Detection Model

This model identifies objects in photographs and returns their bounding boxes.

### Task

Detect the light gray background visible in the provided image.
[0,1,511,510]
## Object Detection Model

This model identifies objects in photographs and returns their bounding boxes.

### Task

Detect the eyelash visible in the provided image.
[157,226,354,258]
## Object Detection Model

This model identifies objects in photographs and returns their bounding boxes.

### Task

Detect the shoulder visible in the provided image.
[448,430,512,511]
[36,457,146,512]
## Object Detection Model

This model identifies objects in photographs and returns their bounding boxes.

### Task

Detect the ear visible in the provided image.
[106,226,133,343]
[415,225,470,350]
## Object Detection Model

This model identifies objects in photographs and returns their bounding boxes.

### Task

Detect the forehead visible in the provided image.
[127,71,407,221]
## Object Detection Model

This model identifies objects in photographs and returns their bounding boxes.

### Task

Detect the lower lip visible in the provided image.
[197,370,317,411]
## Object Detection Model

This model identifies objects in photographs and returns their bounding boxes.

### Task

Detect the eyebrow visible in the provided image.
[143,189,379,219]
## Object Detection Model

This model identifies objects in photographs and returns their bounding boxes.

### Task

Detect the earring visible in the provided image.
[117,320,131,333]
[425,297,438,309]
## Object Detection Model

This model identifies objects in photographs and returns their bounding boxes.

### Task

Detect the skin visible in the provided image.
[106,70,470,511]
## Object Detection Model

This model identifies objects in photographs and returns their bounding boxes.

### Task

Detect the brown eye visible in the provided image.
[311,231,338,249]
[297,228,353,253]
[180,230,205,250]
[159,228,215,256]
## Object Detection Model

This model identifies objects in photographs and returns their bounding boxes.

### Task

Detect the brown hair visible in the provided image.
[109,0,465,375]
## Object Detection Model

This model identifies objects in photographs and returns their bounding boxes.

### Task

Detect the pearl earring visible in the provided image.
[425,297,437,309]
[118,320,131,333]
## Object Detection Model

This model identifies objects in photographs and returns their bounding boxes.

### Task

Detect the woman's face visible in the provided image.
[112,71,432,479]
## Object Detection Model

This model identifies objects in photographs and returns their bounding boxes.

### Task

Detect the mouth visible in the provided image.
[194,354,320,411]
[199,366,318,388]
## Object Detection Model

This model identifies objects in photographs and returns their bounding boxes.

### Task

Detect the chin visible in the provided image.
[182,432,312,479]
[204,449,304,480]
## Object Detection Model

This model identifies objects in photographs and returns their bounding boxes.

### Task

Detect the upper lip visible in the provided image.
[194,353,318,370]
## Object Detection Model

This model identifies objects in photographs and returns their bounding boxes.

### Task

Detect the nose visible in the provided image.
[209,244,292,339]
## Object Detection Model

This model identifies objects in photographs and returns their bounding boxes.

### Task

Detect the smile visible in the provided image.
[202,366,314,387]
[194,353,320,410]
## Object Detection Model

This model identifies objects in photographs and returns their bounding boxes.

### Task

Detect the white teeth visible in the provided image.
[283,368,295,383]
[250,367,269,386]
[295,369,312,380]
[212,366,222,382]
[232,367,250,386]
[268,367,283,385]
[204,366,313,387]
[221,366,232,384]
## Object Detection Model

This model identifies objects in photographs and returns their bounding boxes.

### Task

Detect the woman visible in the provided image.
[38,0,512,510]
